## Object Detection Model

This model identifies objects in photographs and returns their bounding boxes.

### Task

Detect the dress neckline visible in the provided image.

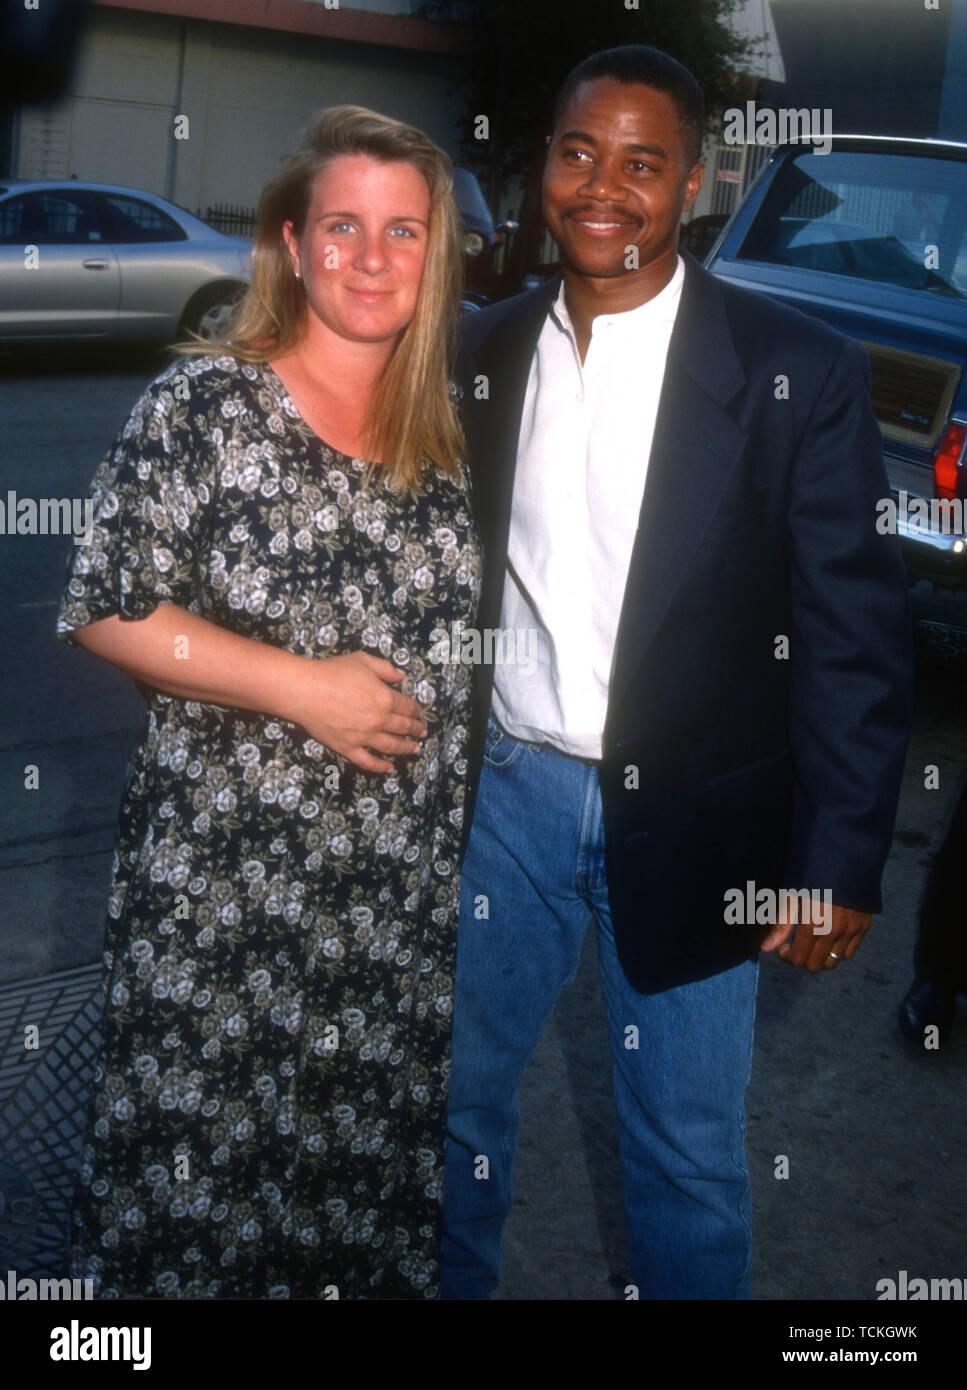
[259,358,373,467]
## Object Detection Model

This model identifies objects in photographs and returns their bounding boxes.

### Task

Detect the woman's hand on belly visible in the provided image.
[278,649,428,774]
[71,604,426,773]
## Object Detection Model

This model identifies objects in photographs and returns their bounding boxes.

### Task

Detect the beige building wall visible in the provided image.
[14,6,465,219]
[689,0,787,223]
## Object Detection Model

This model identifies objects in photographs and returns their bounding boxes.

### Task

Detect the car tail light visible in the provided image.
[934,422,966,500]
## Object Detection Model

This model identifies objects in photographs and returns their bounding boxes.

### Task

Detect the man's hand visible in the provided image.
[760,895,873,972]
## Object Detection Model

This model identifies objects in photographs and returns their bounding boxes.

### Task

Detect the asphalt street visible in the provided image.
[1,345,965,1305]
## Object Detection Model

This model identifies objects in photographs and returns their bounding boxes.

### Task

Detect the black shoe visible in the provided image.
[899,979,956,1048]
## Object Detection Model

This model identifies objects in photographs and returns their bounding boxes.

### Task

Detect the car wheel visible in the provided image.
[180,284,245,342]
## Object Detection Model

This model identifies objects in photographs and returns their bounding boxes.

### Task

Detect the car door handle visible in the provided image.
[82,259,109,269]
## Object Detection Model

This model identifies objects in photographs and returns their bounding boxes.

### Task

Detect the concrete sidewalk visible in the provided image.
[1,668,964,1298]
[1,352,964,1299]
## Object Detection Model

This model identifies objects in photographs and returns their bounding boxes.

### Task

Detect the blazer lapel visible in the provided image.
[609,254,749,711]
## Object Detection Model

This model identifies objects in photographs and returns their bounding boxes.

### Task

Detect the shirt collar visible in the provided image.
[549,252,685,340]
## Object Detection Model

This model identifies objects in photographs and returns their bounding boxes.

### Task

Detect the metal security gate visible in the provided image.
[0,963,103,1280]
[710,139,775,217]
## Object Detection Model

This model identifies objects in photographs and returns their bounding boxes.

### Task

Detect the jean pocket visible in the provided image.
[482,716,527,769]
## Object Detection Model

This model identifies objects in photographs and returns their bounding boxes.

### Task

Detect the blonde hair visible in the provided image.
[175,106,465,490]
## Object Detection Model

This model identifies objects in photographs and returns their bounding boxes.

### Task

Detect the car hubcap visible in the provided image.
[196,299,237,340]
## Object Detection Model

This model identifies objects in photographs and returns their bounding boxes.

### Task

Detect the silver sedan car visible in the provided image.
[0,180,252,344]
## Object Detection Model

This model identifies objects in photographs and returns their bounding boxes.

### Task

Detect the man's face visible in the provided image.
[542,77,703,283]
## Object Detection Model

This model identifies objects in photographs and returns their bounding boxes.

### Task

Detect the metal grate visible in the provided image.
[202,202,256,238]
[710,144,746,217]
[863,341,961,449]
[0,963,103,1279]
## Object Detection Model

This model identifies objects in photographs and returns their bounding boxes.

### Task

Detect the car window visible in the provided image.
[737,151,967,298]
[99,194,187,244]
[0,190,102,244]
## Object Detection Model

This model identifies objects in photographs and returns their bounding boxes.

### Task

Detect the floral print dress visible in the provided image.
[56,354,481,1299]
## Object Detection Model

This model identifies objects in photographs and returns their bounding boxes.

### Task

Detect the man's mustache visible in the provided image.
[564,207,641,224]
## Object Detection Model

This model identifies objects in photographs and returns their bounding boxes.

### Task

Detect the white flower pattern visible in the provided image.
[57,355,481,1300]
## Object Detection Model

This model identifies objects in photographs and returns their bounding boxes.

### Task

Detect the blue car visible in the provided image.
[706,135,967,639]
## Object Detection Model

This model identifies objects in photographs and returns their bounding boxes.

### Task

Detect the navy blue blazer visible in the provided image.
[454,249,914,993]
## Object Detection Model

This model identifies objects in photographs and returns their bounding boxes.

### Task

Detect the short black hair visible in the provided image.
[551,45,705,166]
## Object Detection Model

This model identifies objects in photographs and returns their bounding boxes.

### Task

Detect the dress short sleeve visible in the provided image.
[57,360,217,643]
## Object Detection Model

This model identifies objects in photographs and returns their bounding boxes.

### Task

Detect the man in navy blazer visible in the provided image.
[440,45,913,1300]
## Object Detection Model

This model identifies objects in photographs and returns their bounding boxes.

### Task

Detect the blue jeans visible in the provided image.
[441,714,759,1299]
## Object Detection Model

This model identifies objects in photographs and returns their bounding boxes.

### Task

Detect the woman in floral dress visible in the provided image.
[57,107,481,1299]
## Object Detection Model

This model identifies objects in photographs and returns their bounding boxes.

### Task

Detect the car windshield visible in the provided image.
[737,149,967,298]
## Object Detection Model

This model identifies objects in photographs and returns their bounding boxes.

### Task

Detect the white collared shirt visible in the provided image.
[491,254,685,760]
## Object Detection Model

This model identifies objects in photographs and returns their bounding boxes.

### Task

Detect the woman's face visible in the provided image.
[283,154,431,350]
